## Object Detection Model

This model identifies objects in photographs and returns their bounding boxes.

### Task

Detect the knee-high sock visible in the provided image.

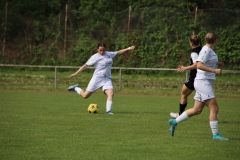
[179,103,187,115]
[106,100,113,112]
[176,111,189,124]
[75,87,82,94]
[210,121,218,135]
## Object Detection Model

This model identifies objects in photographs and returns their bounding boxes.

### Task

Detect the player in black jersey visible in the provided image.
[170,35,202,118]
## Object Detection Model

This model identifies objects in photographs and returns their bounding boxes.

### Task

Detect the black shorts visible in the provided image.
[184,79,195,90]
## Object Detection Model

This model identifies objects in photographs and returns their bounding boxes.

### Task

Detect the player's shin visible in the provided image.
[75,87,82,94]
[106,100,113,112]
[210,121,218,135]
[176,111,189,123]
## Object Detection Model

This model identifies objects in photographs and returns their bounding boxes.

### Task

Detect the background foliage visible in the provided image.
[0,0,240,69]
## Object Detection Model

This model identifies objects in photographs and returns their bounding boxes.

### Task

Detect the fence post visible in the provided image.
[119,68,122,90]
[54,66,57,89]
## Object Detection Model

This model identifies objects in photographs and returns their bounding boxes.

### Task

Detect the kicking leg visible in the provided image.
[68,84,92,98]
[169,100,205,136]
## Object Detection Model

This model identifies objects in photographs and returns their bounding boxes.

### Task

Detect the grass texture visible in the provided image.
[0,90,239,160]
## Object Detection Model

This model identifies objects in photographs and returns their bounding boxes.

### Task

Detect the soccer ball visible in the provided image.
[88,103,99,114]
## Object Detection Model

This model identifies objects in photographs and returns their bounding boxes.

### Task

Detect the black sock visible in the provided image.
[179,103,187,115]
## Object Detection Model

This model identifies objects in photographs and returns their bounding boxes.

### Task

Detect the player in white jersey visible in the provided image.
[168,32,229,140]
[170,35,202,118]
[68,42,135,114]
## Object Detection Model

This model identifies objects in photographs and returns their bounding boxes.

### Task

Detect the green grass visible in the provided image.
[0,90,240,160]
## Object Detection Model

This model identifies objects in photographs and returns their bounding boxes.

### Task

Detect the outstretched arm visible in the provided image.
[70,64,88,78]
[117,46,135,55]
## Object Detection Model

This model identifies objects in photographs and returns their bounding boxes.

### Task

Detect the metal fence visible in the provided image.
[1,64,240,90]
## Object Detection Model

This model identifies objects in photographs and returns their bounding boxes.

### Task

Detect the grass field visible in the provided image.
[0,90,239,160]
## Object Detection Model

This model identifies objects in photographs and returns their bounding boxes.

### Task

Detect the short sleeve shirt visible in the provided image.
[86,51,118,78]
[191,52,199,63]
[195,45,218,80]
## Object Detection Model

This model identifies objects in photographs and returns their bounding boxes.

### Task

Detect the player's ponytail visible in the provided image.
[190,35,202,47]
[205,32,218,44]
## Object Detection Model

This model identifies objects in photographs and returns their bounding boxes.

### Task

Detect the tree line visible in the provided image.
[0,0,240,69]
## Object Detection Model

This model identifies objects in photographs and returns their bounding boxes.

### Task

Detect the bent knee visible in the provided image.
[82,96,89,99]
[196,110,202,115]
[110,92,114,97]
[81,94,90,99]
[105,90,114,97]
[192,109,202,115]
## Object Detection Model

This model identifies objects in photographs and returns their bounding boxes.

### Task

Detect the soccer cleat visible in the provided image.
[168,119,177,136]
[106,111,114,115]
[170,112,179,118]
[68,84,79,91]
[213,134,229,141]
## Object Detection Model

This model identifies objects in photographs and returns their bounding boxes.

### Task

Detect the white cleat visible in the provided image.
[106,111,114,115]
[170,112,179,119]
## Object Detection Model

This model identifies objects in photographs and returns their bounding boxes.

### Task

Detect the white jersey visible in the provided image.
[86,51,118,79]
[195,45,218,80]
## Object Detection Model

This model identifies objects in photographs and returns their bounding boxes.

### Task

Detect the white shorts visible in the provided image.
[86,75,113,93]
[194,79,215,102]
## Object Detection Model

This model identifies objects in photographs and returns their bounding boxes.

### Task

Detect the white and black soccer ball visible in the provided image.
[88,103,99,114]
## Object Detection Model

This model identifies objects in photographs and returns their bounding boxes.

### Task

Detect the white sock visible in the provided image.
[106,100,113,112]
[75,87,82,95]
[176,111,189,123]
[210,121,218,135]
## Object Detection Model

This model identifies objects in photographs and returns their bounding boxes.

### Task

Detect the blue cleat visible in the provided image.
[168,119,177,136]
[106,111,114,115]
[213,133,229,141]
[68,84,79,91]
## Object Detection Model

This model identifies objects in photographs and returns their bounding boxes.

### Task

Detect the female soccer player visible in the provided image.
[168,32,229,140]
[170,35,202,118]
[68,42,135,114]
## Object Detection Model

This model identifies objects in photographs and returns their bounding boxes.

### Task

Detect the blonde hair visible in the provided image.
[205,32,218,44]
